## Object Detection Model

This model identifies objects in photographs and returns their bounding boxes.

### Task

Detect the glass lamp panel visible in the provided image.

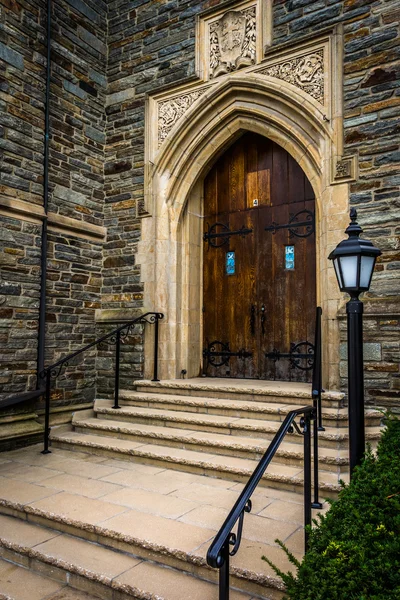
[333,258,343,289]
[340,255,359,289]
[360,255,375,289]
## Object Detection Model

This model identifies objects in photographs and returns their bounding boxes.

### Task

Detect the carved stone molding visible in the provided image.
[158,89,207,146]
[209,7,257,79]
[259,49,324,104]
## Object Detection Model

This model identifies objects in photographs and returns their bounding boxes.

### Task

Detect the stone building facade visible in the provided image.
[0,0,399,446]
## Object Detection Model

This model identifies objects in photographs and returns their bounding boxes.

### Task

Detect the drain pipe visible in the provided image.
[37,0,52,386]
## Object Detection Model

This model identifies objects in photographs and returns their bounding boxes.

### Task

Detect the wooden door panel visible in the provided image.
[271,143,289,206]
[203,133,316,381]
[229,210,257,378]
[203,210,256,378]
[229,142,246,214]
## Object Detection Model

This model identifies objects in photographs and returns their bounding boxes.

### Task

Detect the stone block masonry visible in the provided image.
[49,0,107,225]
[0,0,107,414]
[339,311,400,413]
[102,0,202,314]
[96,321,144,400]
[0,215,41,395]
[44,229,102,407]
[0,0,399,431]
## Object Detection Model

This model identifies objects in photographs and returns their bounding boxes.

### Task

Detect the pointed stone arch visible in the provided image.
[139,64,352,389]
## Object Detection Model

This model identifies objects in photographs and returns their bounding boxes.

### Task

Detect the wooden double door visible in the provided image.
[203,133,316,382]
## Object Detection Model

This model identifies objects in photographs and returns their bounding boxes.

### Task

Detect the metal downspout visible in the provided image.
[37,0,52,386]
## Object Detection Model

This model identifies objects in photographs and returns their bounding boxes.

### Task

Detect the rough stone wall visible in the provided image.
[103,0,203,313]
[45,0,107,406]
[0,0,107,408]
[99,0,208,389]
[1,0,399,413]
[0,215,42,394]
[1,0,46,397]
[339,312,400,412]
[49,0,107,225]
[96,321,144,399]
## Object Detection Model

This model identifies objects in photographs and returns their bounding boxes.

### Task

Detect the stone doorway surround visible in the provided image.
[138,16,357,391]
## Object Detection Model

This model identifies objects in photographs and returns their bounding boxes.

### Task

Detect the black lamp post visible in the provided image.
[328,208,381,476]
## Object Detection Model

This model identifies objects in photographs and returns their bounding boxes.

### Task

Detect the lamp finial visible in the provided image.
[346,208,362,237]
[350,207,357,222]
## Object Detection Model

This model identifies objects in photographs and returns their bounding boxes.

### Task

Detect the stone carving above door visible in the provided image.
[158,89,207,145]
[259,50,324,104]
[149,30,338,160]
[196,0,269,81]
[209,7,256,79]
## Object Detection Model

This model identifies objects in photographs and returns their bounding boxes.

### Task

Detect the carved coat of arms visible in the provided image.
[210,8,256,78]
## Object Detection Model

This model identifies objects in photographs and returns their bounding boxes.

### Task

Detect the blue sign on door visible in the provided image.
[226,251,235,275]
[285,246,295,270]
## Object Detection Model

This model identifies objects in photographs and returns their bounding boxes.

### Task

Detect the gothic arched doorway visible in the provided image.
[202,133,316,381]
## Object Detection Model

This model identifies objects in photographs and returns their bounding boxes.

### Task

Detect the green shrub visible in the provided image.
[263,416,400,600]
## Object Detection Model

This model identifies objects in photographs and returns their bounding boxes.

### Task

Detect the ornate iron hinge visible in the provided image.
[203,340,252,368]
[264,209,315,238]
[265,341,315,371]
[204,222,253,248]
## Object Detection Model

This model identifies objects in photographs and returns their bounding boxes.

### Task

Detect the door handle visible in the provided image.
[261,304,266,335]
[250,304,256,336]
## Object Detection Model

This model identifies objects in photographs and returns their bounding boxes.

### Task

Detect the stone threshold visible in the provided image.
[134,378,345,403]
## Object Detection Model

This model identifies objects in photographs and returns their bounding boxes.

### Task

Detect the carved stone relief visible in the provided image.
[333,156,357,183]
[260,50,324,104]
[158,89,207,145]
[210,7,256,79]
[335,159,351,179]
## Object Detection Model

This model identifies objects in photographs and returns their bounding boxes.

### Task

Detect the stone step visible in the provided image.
[115,392,383,429]
[51,428,346,496]
[0,514,251,600]
[94,400,382,449]
[121,392,305,422]
[134,379,345,408]
[0,444,328,599]
[0,556,101,600]
[72,413,350,472]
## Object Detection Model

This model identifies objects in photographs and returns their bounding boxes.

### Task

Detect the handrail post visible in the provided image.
[315,307,324,432]
[152,314,160,382]
[311,306,323,509]
[312,402,322,509]
[219,542,230,600]
[303,411,312,552]
[42,370,51,454]
[113,330,121,409]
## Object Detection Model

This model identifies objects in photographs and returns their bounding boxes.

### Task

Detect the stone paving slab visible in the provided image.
[0,445,326,598]
[0,558,98,600]
[115,561,253,600]
[0,515,254,600]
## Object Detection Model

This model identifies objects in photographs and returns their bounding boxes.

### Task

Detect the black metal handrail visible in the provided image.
[39,311,164,454]
[206,405,315,599]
